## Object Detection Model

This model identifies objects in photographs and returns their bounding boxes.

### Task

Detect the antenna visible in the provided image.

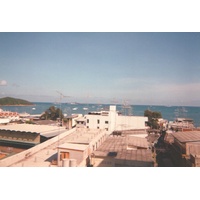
[55,90,71,125]
[121,99,132,116]
[56,90,71,99]
[56,90,71,164]
[111,97,118,105]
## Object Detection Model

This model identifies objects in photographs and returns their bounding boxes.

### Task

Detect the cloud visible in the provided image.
[0,80,7,86]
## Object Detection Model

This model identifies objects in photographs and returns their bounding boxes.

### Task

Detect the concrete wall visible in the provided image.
[78,131,110,167]
[0,118,10,124]
[58,148,88,167]
[85,115,109,130]
[0,128,76,167]
[85,105,147,132]
[116,116,148,131]
[186,142,200,156]
[85,115,148,131]
[109,105,117,132]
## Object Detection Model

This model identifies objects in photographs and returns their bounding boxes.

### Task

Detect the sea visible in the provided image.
[1,102,200,127]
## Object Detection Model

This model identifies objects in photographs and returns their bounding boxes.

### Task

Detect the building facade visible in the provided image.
[84,105,148,132]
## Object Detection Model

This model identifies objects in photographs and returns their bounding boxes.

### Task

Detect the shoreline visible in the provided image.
[0,104,35,107]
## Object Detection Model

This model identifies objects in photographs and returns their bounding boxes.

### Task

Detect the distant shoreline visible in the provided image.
[0,104,35,107]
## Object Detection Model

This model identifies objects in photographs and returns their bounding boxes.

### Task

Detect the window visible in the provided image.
[97,119,100,124]
[87,119,89,123]
[105,121,109,124]
[97,126,99,129]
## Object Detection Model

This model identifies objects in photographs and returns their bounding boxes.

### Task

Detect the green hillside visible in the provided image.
[0,97,33,106]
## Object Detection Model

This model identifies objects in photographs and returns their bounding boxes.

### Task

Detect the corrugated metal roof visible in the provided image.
[0,124,67,138]
[172,131,200,143]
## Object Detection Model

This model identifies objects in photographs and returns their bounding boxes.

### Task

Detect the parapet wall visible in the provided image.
[0,128,76,167]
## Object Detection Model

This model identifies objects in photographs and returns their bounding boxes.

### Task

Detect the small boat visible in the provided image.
[72,107,78,110]
[83,107,88,110]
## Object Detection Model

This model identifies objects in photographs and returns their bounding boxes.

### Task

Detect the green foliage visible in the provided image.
[40,106,64,121]
[26,120,36,124]
[0,97,33,106]
[63,118,69,123]
[144,109,162,129]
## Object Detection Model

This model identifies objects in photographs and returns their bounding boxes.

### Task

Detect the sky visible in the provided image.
[0,32,200,106]
[1,1,200,195]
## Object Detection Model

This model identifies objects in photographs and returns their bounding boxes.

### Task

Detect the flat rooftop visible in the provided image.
[115,149,153,163]
[96,136,149,152]
[7,129,107,167]
[93,136,153,166]
[58,143,88,151]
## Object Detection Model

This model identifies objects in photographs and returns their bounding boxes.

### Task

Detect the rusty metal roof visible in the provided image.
[172,131,200,143]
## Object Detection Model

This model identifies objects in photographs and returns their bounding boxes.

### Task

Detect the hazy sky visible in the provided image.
[0,32,200,106]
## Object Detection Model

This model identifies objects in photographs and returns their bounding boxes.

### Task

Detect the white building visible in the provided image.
[84,105,148,132]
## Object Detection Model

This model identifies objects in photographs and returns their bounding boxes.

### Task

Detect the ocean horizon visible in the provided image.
[1,102,200,127]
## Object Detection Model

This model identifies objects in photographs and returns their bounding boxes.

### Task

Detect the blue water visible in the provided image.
[1,103,200,127]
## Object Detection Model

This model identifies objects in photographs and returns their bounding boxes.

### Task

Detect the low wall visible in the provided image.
[0,128,76,167]
[78,130,111,167]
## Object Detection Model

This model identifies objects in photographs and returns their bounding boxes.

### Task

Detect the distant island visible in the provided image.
[0,97,34,106]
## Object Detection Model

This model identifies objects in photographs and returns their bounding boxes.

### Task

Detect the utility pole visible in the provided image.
[56,91,70,166]
[56,90,70,126]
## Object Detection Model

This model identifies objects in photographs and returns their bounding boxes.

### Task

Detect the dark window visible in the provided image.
[87,119,89,123]
[97,119,100,124]
[105,121,109,124]
[108,152,117,157]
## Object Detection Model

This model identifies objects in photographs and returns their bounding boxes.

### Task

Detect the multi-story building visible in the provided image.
[82,105,148,132]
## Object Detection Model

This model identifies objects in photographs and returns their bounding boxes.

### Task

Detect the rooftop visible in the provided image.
[93,135,153,166]
[0,124,67,138]
[58,143,88,151]
[172,131,200,143]
[94,135,150,154]
[5,128,107,167]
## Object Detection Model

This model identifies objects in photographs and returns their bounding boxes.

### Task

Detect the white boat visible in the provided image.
[83,107,88,110]
[72,107,78,110]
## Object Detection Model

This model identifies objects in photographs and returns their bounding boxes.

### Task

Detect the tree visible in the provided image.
[40,106,64,121]
[144,109,162,129]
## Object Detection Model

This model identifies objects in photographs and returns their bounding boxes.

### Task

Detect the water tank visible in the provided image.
[70,159,77,167]
[62,159,70,167]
